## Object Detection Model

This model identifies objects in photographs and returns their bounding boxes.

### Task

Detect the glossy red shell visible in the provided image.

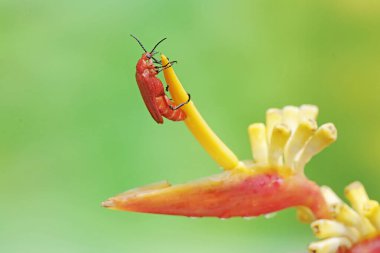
[135,53,186,123]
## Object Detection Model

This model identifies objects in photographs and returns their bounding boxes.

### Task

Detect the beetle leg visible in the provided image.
[158,61,177,68]
[169,93,191,110]
[155,61,177,73]
[165,60,177,67]
[152,56,162,65]
[153,58,173,67]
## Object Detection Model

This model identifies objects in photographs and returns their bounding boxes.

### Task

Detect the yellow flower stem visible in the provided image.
[161,54,240,170]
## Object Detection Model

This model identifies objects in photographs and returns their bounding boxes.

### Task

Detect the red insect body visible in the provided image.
[135,53,186,124]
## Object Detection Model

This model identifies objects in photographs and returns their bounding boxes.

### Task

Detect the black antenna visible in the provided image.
[150,37,167,54]
[130,34,147,53]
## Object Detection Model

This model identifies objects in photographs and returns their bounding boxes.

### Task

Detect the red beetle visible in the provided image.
[131,35,190,124]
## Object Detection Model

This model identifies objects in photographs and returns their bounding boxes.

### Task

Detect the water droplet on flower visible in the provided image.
[264,212,277,219]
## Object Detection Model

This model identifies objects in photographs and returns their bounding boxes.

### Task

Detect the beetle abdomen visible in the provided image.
[156,96,186,121]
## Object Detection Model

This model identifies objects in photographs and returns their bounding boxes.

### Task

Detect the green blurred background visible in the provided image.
[1,0,379,252]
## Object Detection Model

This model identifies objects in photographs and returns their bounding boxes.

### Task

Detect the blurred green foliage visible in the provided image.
[0,0,379,252]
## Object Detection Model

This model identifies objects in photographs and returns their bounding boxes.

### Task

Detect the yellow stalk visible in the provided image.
[282,106,299,132]
[308,237,352,253]
[268,124,290,166]
[295,123,337,172]
[248,123,268,164]
[266,108,282,142]
[296,206,316,223]
[284,119,317,168]
[311,219,360,242]
[161,54,240,170]
[345,181,370,215]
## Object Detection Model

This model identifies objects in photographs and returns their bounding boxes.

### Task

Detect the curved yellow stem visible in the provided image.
[161,54,240,170]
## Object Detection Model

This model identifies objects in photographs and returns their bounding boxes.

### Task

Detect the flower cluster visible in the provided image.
[310,182,380,253]
[103,54,380,253]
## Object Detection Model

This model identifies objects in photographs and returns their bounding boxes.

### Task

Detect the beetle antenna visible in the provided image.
[150,38,167,54]
[130,34,147,53]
